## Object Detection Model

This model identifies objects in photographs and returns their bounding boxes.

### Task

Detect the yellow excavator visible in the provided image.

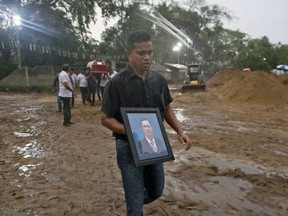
[182,64,206,92]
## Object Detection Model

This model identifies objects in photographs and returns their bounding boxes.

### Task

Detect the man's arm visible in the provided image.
[63,81,74,92]
[164,104,192,150]
[100,111,126,135]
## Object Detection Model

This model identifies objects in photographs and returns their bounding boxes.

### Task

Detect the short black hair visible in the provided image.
[126,31,151,51]
[62,64,70,71]
[105,59,111,64]
[140,118,150,125]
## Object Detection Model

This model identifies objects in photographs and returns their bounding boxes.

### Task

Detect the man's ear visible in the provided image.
[125,49,131,61]
[125,49,129,56]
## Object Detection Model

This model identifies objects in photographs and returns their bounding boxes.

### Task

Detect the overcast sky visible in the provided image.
[206,0,288,44]
[90,0,288,44]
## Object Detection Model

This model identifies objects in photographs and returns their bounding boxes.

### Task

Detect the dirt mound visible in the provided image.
[279,73,288,85]
[206,68,244,87]
[206,68,288,105]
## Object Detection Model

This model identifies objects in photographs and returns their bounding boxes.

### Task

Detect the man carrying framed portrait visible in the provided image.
[101,31,192,216]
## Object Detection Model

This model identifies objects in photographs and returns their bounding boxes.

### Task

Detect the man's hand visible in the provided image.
[177,133,192,151]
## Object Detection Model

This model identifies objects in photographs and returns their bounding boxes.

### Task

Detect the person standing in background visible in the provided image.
[86,69,98,106]
[99,72,110,98]
[58,64,74,126]
[95,73,102,102]
[69,67,77,108]
[77,67,89,104]
[52,72,62,112]
[105,59,118,79]
[70,68,78,87]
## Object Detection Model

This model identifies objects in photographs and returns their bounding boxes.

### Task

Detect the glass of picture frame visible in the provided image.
[120,107,175,166]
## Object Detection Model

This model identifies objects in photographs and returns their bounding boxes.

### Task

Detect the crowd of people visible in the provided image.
[52,59,118,126]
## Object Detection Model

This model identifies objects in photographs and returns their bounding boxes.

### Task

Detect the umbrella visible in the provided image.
[276,64,288,70]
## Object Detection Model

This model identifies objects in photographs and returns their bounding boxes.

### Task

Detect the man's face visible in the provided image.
[127,41,153,73]
[141,120,153,138]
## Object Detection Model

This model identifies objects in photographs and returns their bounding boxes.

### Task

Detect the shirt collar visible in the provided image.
[145,137,155,143]
[125,65,153,80]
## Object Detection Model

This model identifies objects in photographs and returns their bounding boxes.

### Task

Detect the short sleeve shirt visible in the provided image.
[58,70,73,98]
[101,65,173,139]
[77,73,88,87]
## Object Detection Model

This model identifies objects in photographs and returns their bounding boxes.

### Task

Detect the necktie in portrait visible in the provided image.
[150,140,157,152]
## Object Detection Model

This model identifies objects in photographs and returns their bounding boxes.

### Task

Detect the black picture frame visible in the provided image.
[120,107,175,166]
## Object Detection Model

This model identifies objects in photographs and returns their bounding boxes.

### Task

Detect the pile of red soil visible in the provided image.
[206,68,288,105]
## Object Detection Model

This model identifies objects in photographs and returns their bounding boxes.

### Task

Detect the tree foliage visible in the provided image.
[1,0,288,74]
[0,0,124,67]
[101,0,236,70]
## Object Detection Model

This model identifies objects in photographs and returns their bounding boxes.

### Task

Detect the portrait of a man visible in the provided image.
[139,118,167,154]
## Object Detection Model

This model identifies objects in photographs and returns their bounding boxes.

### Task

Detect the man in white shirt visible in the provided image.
[99,72,110,97]
[58,64,74,126]
[76,67,89,104]
[105,59,118,79]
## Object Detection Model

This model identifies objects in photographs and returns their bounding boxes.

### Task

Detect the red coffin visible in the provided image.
[87,60,109,73]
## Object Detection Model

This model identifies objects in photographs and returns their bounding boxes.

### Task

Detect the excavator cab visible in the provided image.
[182,64,205,92]
[184,64,203,84]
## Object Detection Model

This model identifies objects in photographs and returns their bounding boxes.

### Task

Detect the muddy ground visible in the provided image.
[1,70,288,216]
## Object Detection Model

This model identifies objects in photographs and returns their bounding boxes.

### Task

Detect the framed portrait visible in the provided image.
[120,107,175,167]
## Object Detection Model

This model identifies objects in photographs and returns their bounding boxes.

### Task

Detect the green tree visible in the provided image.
[101,0,233,66]
[2,0,287,74]
[101,3,156,60]
[0,0,124,67]
[274,43,288,67]
[212,28,249,70]
[240,37,274,71]
[2,0,123,33]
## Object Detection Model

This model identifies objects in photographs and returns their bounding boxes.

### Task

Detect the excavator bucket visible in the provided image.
[181,84,206,93]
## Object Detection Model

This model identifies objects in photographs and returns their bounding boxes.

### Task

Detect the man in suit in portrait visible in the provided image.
[139,119,167,154]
